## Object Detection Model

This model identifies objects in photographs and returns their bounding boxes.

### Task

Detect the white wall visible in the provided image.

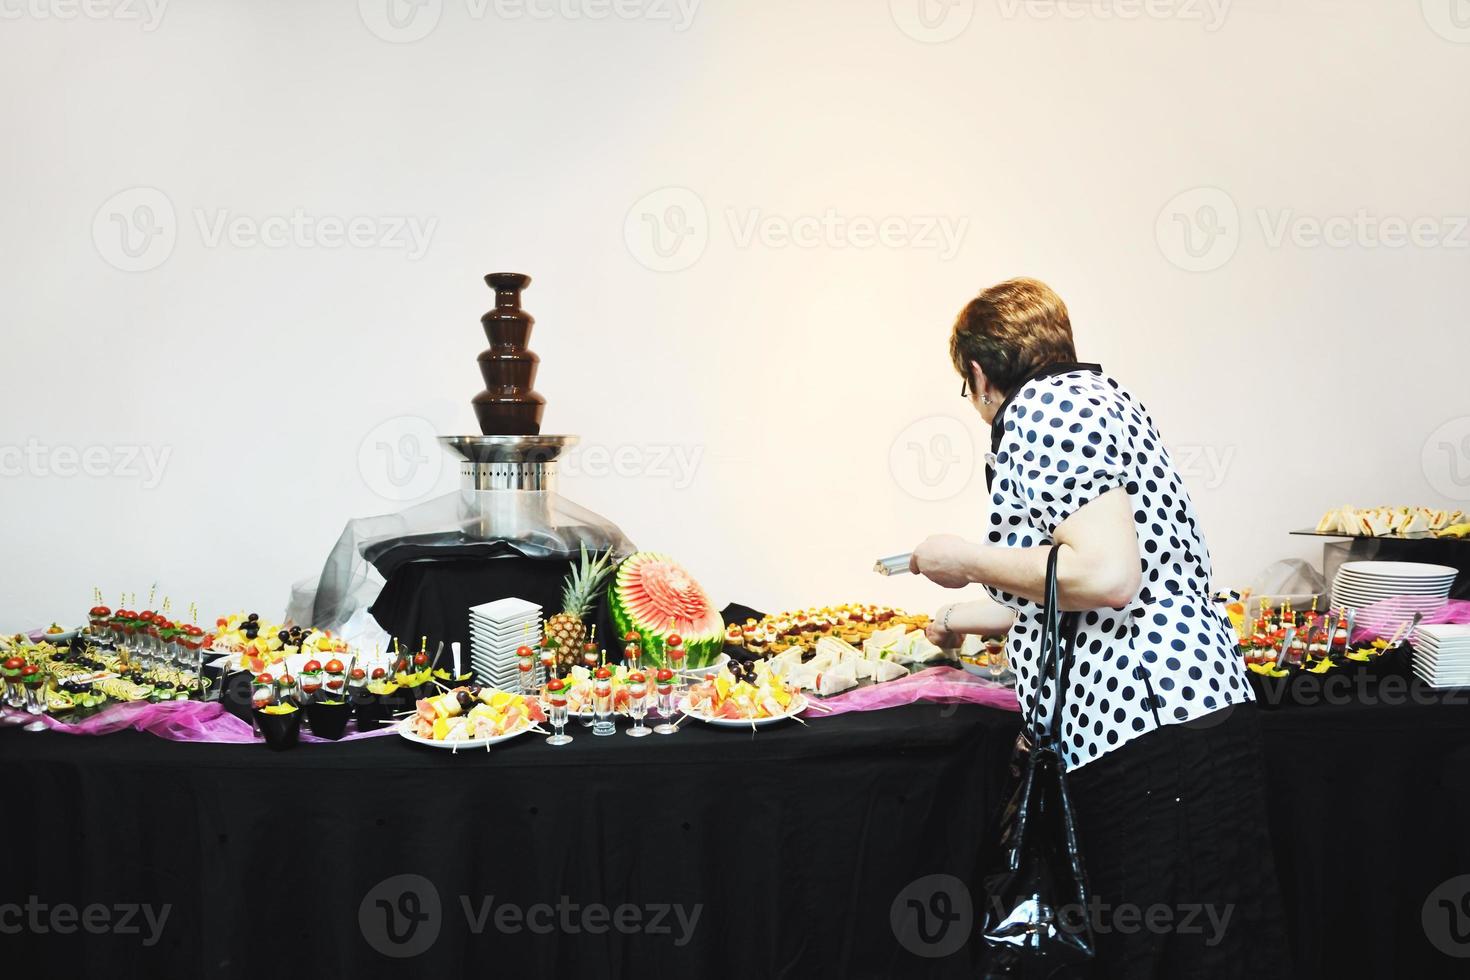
[4,1,1469,629]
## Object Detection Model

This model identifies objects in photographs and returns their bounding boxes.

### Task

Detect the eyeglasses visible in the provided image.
[961,375,970,399]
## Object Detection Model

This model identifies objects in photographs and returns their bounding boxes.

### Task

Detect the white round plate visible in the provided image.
[396,715,534,749]
[677,653,729,679]
[678,694,808,728]
[1339,560,1459,579]
[31,626,81,643]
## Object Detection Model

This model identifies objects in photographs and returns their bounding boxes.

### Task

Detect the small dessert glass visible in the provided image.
[547,692,572,746]
[626,677,649,738]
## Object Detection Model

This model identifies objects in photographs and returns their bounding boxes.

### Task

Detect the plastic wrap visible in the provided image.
[294,489,634,634]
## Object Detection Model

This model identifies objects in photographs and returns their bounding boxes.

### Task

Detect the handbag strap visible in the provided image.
[1023,545,1078,750]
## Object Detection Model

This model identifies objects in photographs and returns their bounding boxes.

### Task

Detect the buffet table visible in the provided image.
[5,682,1470,979]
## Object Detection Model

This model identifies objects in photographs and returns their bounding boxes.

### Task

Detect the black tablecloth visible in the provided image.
[5,679,1470,978]
[0,702,1015,979]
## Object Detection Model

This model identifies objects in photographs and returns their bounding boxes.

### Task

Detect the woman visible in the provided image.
[910,278,1289,979]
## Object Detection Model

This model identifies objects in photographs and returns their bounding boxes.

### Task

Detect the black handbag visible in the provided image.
[979,545,1095,978]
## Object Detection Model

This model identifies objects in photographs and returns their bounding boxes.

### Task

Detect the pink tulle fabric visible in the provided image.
[1348,597,1470,643]
[39,699,398,743]
[808,665,1019,717]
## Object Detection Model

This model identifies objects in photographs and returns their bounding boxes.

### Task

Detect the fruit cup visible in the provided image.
[654,668,677,735]
[21,665,49,732]
[255,703,302,750]
[626,671,649,738]
[592,666,615,737]
[2,656,27,713]
[545,678,571,746]
[306,698,350,740]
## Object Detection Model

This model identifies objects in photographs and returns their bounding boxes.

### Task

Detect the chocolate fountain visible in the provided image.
[298,272,633,652]
[443,272,574,494]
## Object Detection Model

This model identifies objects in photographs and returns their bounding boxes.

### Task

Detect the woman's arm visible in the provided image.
[926,593,1017,647]
[910,487,1143,611]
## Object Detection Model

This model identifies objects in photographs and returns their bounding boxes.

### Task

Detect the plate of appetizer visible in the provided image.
[680,661,807,728]
[29,624,81,644]
[397,687,544,750]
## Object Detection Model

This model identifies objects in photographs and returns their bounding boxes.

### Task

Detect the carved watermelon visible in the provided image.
[608,552,724,668]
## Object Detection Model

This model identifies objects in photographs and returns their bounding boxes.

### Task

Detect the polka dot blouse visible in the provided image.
[984,367,1252,770]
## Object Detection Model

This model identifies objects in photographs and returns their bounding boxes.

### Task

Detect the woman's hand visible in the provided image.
[926,606,960,649]
[910,534,977,589]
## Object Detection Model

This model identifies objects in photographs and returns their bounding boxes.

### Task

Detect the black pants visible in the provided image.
[1063,702,1292,980]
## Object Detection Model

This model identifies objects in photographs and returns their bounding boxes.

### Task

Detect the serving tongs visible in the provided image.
[873,553,913,576]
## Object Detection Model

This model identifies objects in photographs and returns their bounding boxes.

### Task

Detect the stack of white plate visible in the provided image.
[468,597,543,691]
[1413,624,1470,688]
[1331,561,1456,637]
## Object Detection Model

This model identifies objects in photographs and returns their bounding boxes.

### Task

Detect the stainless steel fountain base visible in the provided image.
[438,435,578,491]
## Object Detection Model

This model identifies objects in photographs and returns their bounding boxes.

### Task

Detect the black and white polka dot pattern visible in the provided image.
[984,370,1251,770]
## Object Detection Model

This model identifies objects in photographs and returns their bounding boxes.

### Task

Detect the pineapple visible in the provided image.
[547,545,617,669]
